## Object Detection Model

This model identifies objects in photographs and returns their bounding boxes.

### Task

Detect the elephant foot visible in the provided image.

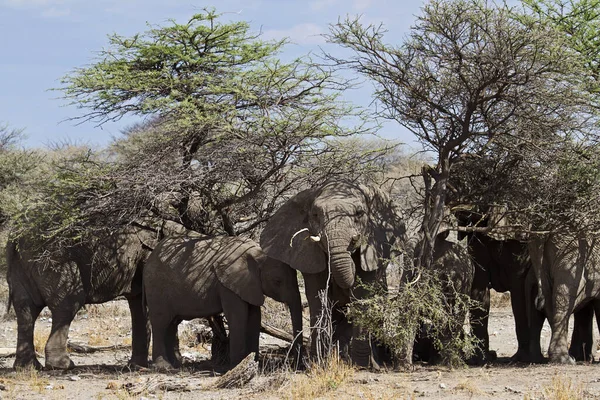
[549,352,575,365]
[152,356,176,371]
[14,355,43,371]
[509,349,531,363]
[127,355,149,369]
[45,355,75,370]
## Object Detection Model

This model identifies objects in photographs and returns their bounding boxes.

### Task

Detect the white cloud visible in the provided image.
[263,23,326,45]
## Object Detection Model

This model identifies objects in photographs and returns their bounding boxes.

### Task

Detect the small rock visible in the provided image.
[439,383,447,389]
[45,385,53,390]
[0,384,6,390]
[69,376,81,381]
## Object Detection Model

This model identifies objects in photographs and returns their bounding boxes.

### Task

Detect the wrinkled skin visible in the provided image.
[260,180,404,369]
[525,267,599,363]
[7,223,160,370]
[466,235,533,363]
[144,235,304,370]
[413,235,474,364]
[529,234,600,364]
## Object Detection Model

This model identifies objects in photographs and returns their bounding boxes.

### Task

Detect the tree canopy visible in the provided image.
[327,0,594,266]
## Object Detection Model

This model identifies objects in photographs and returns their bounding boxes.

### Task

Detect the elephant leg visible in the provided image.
[510,285,530,362]
[208,315,229,366]
[469,285,492,364]
[570,302,594,362]
[220,285,250,368]
[126,294,149,368]
[246,305,261,358]
[45,306,79,370]
[165,319,181,368]
[13,296,43,370]
[150,313,174,370]
[302,270,329,360]
[547,285,575,364]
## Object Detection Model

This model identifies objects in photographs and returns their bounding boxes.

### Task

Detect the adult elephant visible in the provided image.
[465,234,534,363]
[144,235,304,370]
[6,220,176,370]
[260,180,404,368]
[529,233,600,363]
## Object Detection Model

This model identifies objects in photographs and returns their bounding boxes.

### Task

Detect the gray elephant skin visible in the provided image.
[260,180,404,368]
[143,235,304,370]
[6,223,158,370]
[529,233,600,363]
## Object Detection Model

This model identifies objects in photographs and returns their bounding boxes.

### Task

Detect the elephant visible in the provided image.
[260,180,404,368]
[143,235,304,370]
[464,234,534,363]
[6,221,166,370]
[525,265,600,363]
[529,233,600,363]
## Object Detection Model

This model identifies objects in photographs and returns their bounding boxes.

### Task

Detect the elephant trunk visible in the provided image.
[326,236,356,290]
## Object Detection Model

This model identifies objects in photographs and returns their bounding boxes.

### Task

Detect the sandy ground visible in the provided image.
[0,300,598,399]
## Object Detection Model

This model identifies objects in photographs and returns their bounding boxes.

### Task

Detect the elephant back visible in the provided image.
[152,235,265,307]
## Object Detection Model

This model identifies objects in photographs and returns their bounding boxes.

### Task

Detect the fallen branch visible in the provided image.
[67,341,130,354]
[123,377,190,395]
[260,323,309,346]
[214,352,258,389]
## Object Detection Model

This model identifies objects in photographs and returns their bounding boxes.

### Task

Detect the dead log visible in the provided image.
[0,348,15,358]
[123,377,190,395]
[260,323,309,346]
[214,352,258,389]
[67,341,130,354]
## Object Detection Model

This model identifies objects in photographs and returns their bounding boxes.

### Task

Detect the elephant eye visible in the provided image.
[355,208,365,217]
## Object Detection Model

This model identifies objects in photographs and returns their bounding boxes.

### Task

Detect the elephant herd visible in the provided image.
[5,180,600,371]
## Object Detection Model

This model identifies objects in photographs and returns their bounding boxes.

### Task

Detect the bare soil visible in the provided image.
[0,297,598,399]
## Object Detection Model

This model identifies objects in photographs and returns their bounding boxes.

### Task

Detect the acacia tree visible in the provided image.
[328,0,588,269]
[56,10,393,237]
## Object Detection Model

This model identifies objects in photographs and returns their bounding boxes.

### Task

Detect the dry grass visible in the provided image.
[14,366,50,393]
[33,325,51,354]
[540,375,585,400]
[282,354,354,399]
[83,302,129,319]
[453,378,485,397]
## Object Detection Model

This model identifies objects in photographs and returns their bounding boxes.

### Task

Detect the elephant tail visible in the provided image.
[4,239,18,317]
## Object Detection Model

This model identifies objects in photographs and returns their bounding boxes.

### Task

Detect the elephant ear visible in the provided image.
[260,188,327,274]
[212,238,265,307]
[359,184,406,272]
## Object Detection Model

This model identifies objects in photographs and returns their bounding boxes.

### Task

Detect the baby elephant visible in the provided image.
[143,235,304,370]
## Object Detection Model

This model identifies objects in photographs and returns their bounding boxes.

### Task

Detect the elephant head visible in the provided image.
[260,180,404,290]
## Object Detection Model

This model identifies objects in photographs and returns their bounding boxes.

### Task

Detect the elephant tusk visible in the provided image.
[309,235,321,242]
[407,271,421,287]
[290,228,309,247]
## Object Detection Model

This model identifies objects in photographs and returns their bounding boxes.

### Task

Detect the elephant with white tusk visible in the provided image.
[260,180,405,368]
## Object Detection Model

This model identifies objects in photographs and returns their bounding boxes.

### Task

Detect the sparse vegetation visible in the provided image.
[285,353,354,399]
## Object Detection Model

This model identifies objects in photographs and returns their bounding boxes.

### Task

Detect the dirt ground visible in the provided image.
[0,295,598,400]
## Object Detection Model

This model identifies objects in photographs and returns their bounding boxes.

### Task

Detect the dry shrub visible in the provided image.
[262,297,293,333]
[490,290,511,308]
[347,268,479,368]
[83,301,128,319]
[284,353,354,399]
[542,376,584,400]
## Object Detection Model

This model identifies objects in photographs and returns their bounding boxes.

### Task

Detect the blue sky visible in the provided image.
[0,0,427,149]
